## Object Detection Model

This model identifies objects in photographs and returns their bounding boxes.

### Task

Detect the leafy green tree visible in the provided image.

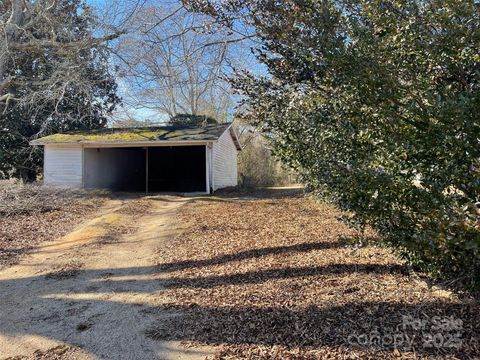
[186,0,480,288]
[0,0,120,180]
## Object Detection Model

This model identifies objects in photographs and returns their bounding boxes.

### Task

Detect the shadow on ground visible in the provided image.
[0,255,478,358]
[0,188,478,359]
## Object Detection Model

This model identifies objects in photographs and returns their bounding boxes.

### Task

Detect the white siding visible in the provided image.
[212,130,238,190]
[44,145,83,187]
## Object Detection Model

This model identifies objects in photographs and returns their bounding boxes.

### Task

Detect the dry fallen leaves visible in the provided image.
[148,188,479,359]
[0,180,107,268]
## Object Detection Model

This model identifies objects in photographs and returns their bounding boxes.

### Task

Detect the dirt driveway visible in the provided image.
[1,190,478,359]
[0,196,213,360]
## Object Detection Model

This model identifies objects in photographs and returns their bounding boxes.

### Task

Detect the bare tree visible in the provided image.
[1,0,252,122]
[116,3,239,122]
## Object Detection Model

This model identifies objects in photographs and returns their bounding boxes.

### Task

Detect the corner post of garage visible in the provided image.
[145,147,149,194]
[205,144,210,194]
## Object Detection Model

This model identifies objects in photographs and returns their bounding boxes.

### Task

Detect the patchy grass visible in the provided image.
[149,189,479,359]
[0,180,107,268]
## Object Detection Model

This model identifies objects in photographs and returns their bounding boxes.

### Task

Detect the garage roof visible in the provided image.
[30,123,241,149]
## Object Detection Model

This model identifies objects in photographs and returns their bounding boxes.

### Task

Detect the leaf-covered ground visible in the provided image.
[149,188,479,359]
[0,181,106,268]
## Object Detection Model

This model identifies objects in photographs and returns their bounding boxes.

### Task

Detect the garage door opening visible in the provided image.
[84,147,146,192]
[148,146,206,192]
[84,146,206,193]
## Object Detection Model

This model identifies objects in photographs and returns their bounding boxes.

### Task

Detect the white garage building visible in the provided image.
[30,123,241,194]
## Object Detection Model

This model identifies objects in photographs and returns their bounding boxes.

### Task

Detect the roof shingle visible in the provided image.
[30,123,232,145]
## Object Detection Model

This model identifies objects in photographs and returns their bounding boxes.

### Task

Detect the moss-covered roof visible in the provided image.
[30,123,232,145]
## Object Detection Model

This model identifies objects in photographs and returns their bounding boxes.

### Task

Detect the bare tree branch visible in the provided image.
[116,4,237,122]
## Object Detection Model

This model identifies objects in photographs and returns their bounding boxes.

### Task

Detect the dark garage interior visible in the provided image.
[84,145,206,192]
[148,146,206,192]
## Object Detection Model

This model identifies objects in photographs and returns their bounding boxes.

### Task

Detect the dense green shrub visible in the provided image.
[187,0,480,289]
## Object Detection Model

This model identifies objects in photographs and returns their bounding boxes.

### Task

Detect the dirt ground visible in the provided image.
[148,188,479,359]
[0,188,478,359]
[0,195,214,360]
[0,186,105,269]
